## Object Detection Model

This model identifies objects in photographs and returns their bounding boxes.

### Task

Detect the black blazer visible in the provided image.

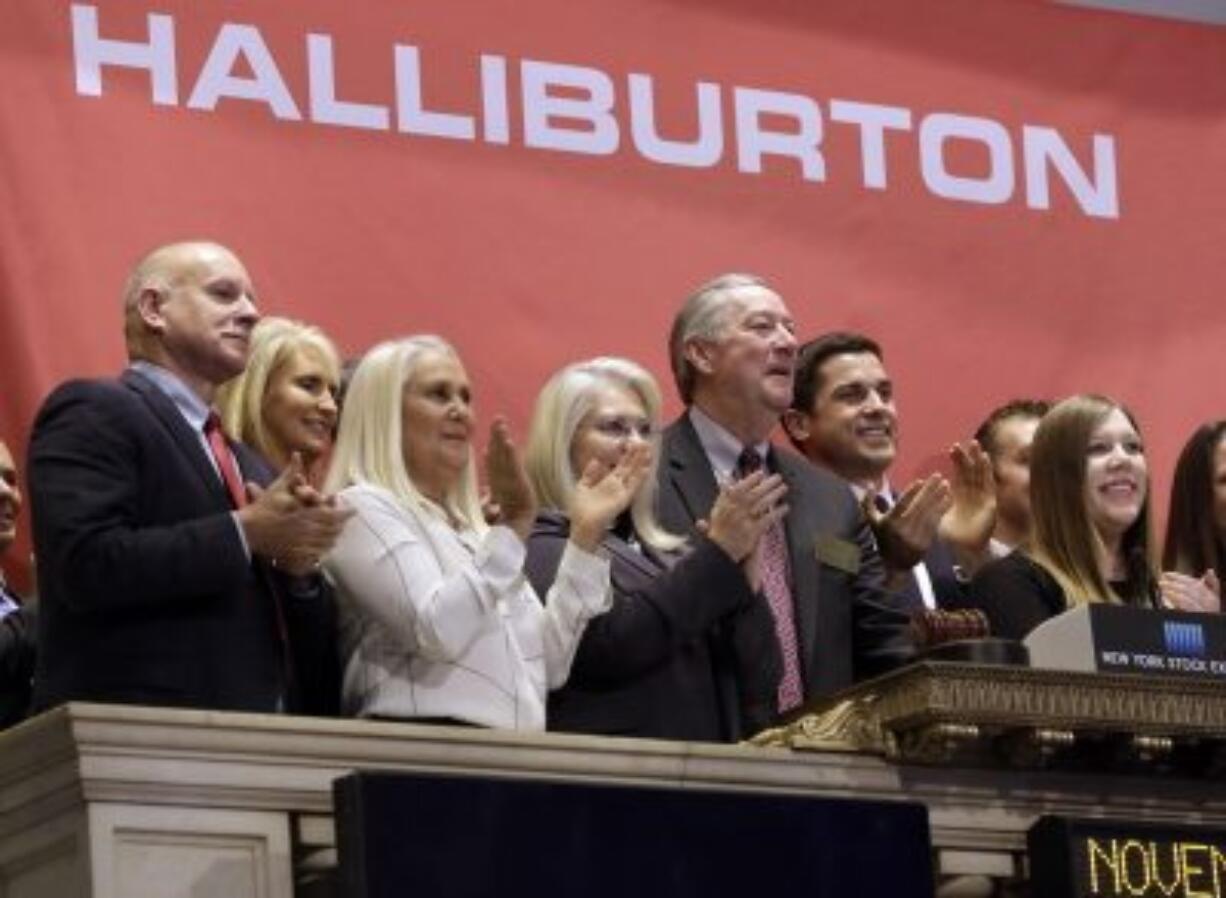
[926,539,968,610]
[525,509,780,742]
[892,538,966,612]
[0,588,35,728]
[655,414,914,710]
[28,369,339,714]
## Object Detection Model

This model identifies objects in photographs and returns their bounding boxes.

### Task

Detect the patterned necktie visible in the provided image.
[204,411,248,508]
[736,447,804,712]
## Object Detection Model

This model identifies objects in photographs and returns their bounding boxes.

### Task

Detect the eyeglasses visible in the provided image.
[590,417,654,440]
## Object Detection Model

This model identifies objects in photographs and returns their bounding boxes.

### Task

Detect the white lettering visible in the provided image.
[1167,657,1208,673]
[1023,127,1119,219]
[65,10,1123,221]
[307,34,389,130]
[186,24,300,119]
[734,88,825,181]
[920,113,1014,205]
[521,60,619,155]
[480,55,510,144]
[71,4,177,105]
[394,45,476,140]
[830,100,912,190]
[628,74,722,168]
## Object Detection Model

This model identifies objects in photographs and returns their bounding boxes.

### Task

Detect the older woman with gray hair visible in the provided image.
[524,357,784,742]
[323,337,645,730]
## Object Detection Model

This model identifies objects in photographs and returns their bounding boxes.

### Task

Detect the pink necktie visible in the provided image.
[737,448,804,712]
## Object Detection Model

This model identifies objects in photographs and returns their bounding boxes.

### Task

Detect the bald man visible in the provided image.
[29,241,349,715]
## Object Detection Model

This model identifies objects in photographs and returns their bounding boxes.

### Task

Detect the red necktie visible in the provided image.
[737,447,804,713]
[205,411,294,695]
[204,411,248,508]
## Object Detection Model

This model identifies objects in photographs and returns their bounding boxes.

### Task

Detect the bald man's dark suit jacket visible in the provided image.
[656,413,914,712]
[28,369,339,715]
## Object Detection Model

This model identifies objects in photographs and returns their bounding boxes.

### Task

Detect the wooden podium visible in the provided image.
[0,685,1223,898]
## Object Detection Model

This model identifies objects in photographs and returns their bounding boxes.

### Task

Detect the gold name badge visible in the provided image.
[814,536,860,575]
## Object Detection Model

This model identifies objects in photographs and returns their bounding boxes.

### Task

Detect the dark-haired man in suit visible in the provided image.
[0,439,35,728]
[656,274,913,734]
[782,332,996,611]
[29,241,350,714]
[974,399,1049,555]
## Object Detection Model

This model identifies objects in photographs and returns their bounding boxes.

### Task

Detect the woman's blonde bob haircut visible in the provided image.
[324,335,485,532]
[215,317,340,467]
[1028,393,1155,607]
[525,356,683,553]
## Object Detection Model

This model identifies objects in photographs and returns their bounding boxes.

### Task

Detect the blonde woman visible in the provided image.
[323,337,645,729]
[216,317,340,482]
[968,394,1159,639]
[524,357,785,742]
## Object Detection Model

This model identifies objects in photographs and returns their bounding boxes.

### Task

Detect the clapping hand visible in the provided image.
[240,453,353,575]
[567,443,652,551]
[1160,569,1221,613]
[863,473,949,572]
[484,417,537,541]
[937,440,996,568]
[699,470,788,591]
[479,489,503,526]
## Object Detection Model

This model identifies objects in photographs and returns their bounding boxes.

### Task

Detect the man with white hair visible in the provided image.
[29,241,350,714]
[656,273,913,735]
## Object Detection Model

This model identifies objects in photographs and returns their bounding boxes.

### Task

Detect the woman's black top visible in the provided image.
[968,551,1156,641]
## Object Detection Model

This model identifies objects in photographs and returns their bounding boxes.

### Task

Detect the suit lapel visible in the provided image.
[605,533,663,580]
[122,369,230,505]
[663,414,720,528]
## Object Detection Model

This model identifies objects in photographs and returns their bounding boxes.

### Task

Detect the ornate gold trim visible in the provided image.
[751,663,1226,771]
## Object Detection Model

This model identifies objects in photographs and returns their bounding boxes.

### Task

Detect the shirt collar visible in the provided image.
[0,569,17,613]
[849,480,895,504]
[129,360,211,433]
[988,537,1014,559]
[688,405,770,483]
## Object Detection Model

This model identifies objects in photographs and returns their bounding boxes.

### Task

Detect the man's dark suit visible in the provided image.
[0,588,35,728]
[28,369,338,714]
[525,509,780,742]
[656,414,914,706]
[892,539,966,612]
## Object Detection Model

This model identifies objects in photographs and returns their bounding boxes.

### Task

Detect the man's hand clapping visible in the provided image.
[863,473,949,573]
[238,453,353,575]
[699,471,788,591]
[937,440,997,565]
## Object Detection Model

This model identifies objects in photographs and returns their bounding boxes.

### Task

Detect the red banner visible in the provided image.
[2,0,1225,589]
